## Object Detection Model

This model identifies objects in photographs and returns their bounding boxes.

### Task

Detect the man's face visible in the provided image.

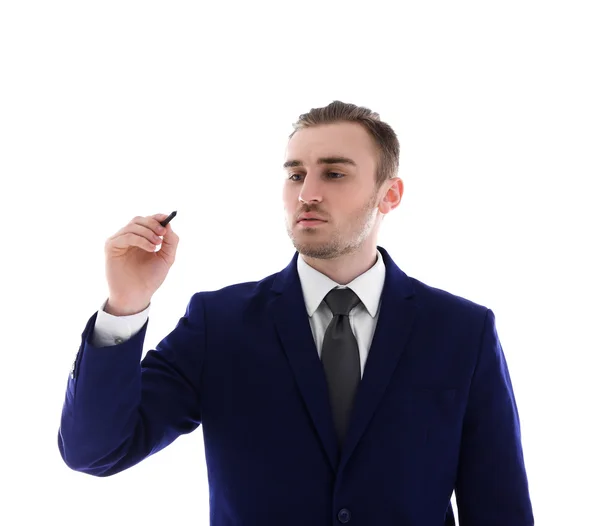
[282,121,386,259]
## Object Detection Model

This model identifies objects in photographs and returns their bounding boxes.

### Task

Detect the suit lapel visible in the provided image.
[269,246,416,473]
[270,257,340,471]
[338,247,416,470]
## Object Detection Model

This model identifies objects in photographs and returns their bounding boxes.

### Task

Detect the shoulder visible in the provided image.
[185,270,280,316]
[407,274,491,325]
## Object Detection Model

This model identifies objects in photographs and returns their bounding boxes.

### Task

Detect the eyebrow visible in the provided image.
[283,156,357,169]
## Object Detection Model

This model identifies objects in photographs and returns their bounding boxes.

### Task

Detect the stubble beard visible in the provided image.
[285,192,379,260]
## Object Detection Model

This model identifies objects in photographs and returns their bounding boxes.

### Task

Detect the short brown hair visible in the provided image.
[289,100,400,188]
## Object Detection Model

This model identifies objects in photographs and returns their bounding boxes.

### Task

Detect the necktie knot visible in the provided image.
[324,287,361,316]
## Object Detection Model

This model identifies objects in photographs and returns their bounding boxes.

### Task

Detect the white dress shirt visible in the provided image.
[92,250,386,378]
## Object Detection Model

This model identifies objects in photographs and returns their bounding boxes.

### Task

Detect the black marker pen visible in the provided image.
[160,211,177,227]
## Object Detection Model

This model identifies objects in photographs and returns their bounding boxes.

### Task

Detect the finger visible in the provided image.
[110,225,161,249]
[129,223,163,244]
[157,224,178,257]
[129,216,167,237]
[110,232,159,252]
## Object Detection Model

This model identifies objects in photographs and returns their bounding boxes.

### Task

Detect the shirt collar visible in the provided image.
[296,249,386,318]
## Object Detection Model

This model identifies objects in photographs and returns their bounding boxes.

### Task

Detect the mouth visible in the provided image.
[297,218,327,227]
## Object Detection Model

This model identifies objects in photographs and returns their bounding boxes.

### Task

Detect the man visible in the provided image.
[58,100,534,525]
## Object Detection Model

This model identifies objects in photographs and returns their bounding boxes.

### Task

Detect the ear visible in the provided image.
[378,178,404,214]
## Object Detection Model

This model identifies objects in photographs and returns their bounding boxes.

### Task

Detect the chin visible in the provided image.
[291,238,339,260]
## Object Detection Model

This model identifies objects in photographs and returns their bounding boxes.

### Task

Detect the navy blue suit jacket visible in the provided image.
[58,246,534,525]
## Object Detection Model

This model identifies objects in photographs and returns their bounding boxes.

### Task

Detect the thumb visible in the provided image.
[152,213,170,222]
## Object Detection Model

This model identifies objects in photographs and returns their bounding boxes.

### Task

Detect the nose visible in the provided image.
[298,173,323,204]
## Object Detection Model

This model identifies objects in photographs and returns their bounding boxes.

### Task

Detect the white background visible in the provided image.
[1,1,599,524]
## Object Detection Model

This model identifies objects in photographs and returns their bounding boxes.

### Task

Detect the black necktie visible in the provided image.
[321,287,361,449]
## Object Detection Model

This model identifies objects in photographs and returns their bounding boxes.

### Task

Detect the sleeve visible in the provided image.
[91,298,151,348]
[454,309,535,526]
[58,293,206,477]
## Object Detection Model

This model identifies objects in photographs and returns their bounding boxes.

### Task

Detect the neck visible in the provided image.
[301,243,378,285]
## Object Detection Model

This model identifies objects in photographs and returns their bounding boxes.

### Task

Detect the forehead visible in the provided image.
[285,122,378,167]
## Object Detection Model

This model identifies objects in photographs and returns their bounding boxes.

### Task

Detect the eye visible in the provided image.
[287,172,345,181]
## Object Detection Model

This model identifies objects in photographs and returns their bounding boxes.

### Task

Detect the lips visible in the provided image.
[297,218,327,228]
[297,215,326,222]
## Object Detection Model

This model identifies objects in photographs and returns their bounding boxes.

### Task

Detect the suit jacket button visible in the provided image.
[337,508,351,523]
